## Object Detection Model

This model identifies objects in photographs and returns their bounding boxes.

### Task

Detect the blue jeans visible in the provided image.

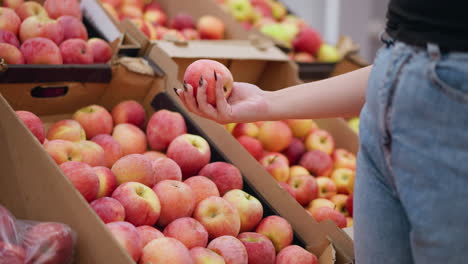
[354,38,468,263]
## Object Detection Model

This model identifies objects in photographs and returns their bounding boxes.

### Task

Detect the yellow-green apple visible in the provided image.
[136,225,164,248]
[121,0,144,9]
[293,52,315,63]
[270,0,286,20]
[284,138,306,165]
[317,44,341,63]
[76,140,106,167]
[346,194,353,217]
[347,217,353,227]
[293,26,322,56]
[0,29,20,47]
[112,100,146,129]
[152,180,195,227]
[223,190,263,232]
[284,119,313,138]
[112,123,147,155]
[60,38,94,64]
[259,152,290,182]
[305,129,335,155]
[289,165,310,178]
[0,242,25,263]
[111,154,155,186]
[57,16,87,41]
[311,206,346,228]
[260,23,293,48]
[0,7,20,35]
[106,221,142,261]
[207,235,248,264]
[118,4,142,20]
[73,104,113,139]
[93,166,117,198]
[193,196,240,239]
[140,237,193,264]
[227,0,254,22]
[14,2,47,21]
[287,175,318,206]
[299,150,333,177]
[44,140,82,164]
[87,38,113,63]
[60,161,99,202]
[332,149,356,170]
[258,121,292,152]
[112,182,161,226]
[19,16,64,45]
[330,168,355,194]
[164,217,208,249]
[198,162,243,196]
[143,150,166,161]
[44,0,82,20]
[330,194,349,216]
[22,222,74,264]
[0,43,21,64]
[181,28,200,40]
[2,0,23,9]
[232,123,259,138]
[306,198,335,215]
[190,247,226,264]
[152,157,182,183]
[20,37,63,64]
[15,110,44,143]
[47,119,85,142]
[276,245,318,264]
[91,134,123,168]
[237,232,275,264]
[225,123,236,133]
[278,182,296,200]
[184,176,220,206]
[255,215,292,253]
[101,0,121,8]
[316,177,337,199]
[236,136,263,160]
[197,15,225,40]
[90,197,125,223]
[347,117,359,134]
[146,109,187,151]
[166,134,211,178]
[170,12,194,30]
[183,59,233,106]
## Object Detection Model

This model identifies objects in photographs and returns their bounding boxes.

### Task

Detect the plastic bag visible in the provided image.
[0,205,77,264]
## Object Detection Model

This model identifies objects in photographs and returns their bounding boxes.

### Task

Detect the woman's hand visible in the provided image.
[177,73,270,124]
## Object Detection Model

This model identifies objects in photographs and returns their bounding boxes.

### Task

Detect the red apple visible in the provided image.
[0,7,20,35]
[293,52,315,63]
[140,237,193,264]
[76,140,106,167]
[190,247,225,264]
[288,174,318,206]
[19,16,64,45]
[346,194,353,217]
[0,43,22,64]
[198,162,243,196]
[258,121,292,152]
[252,0,272,18]
[276,245,318,264]
[183,59,233,106]
[236,136,263,160]
[0,29,19,47]
[207,235,248,264]
[146,109,187,151]
[44,0,82,20]
[330,194,349,216]
[57,16,87,41]
[111,100,146,129]
[316,177,337,199]
[112,123,147,155]
[284,119,314,138]
[299,150,333,177]
[143,9,167,27]
[193,196,240,239]
[181,28,200,40]
[238,232,276,264]
[278,182,296,200]
[73,105,113,139]
[255,216,292,253]
[44,140,82,164]
[131,18,157,39]
[0,241,25,263]
[330,168,355,194]
[311,206,346,228]
[306,198,335,215]
[289,165,310,178]
[91,134,123,168]
[166,134,211,178]
[232,123,259,138]
[87,38,113,63]
[184,176,220,206]
[259,152,290,182]
[152,157,182,183]
[305,129,335,155]
[136,225,164,248]
[293,26,322,56]
[14,2,47,21]
[60,38,94,64]
[15,110,44,143]
[171,12,195,30]
[284,137,306,165]
[332,148,356,171]
[112,182,161,226]
[21,37,63,64]
[106,221,142,261]
[197,15,224,40]
[2,0,23,9]
[47,119,86,142]
[144,2,162,12]
[223,190,263,233]
[152,180,195,227]
[143,150,166,161]
[90,197,125,223]
[111,154,155,186]
[93,166,117,198]
[164,217,208,249]
[60,161,99,202]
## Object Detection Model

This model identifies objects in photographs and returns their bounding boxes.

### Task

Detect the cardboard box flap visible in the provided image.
[319,244,337,264]
[81,0,121,42]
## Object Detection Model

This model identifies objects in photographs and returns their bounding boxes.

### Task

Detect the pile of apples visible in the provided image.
[0,0,113,65]
[226,119,355,229]
[101,0,226,41]
[217,0,341,63]
[16,101,319,264]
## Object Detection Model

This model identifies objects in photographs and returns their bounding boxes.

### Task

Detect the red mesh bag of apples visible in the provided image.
[0,205,76,264]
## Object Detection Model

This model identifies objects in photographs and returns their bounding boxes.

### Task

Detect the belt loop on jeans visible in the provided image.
[427,43,441,61]
[380,31,394,47]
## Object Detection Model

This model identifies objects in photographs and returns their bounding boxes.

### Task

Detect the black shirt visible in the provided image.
[386,0,468,52]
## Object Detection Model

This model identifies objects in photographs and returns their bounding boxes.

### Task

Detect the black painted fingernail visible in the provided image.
[173,88,180,96]
[213,70,217,81]
[183,83,188,91]
[199,75,204,87]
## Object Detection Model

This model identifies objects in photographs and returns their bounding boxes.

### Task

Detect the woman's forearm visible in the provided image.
[264,65,372,120]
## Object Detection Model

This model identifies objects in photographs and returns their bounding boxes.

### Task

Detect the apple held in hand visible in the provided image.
[106,221,142,262]
[223,189,263,233]
[15,110,45,143]
[184,59,233,106]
